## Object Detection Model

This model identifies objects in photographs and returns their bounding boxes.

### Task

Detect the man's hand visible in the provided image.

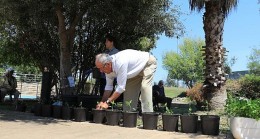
[96,102,109,110]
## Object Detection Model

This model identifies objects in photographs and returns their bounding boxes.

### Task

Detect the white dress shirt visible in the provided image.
[105,49,150,93]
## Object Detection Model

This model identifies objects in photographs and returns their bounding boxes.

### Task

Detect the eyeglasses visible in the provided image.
[102,63,107,68]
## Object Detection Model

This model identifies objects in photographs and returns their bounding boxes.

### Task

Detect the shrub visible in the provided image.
[186,83,204,102]
[226,79,241,95]
[186,83,206,110]
[225,93,260,120]
[239,74,260,99]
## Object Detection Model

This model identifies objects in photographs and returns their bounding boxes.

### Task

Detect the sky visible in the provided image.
[151,0,260,83]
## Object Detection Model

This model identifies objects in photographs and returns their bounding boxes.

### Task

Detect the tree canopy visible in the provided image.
[0,0,184,94]
[247,48,260,75]
[162,38,205,88]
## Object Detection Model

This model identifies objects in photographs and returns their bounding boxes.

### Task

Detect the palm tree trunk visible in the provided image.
[203,2,227,110]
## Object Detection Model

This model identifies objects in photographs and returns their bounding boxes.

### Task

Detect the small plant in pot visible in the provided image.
[123,100,138,128]
[105,101,121,126]
[41,101,52,117]
[74,101,87,122]
[142,102,159,130]
[92,101,106,124]
[162,105,179,132]
[61,102,74,120]
[33,100,42,116]
[15,100,27,112]
[52,100,62,119]
[200,100,220,136]
[180,102,198,133]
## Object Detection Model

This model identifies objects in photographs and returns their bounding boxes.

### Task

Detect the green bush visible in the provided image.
[225,93,260,120]
[239,74,260,99]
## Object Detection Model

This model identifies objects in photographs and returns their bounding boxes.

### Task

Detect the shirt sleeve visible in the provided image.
[115,63,128,94]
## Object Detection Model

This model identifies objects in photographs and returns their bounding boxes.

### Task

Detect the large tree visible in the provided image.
[189,0,238,110]
[247,48,260,75]
[0,0,183,95]
[163,38,205,89]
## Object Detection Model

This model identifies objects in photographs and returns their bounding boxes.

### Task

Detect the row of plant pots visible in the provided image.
[83,109,220,136]
[91,110,220,136]
[32,103,220,136]
[92,109,138,127]
[33,103,92,122]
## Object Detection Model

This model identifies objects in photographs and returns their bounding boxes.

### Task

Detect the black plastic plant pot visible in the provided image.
[74,107,87,122]
[142,112,159,130]
[86,109,93,121]
[52,105,62,119]
[180,114,198,133]
[201,115,220,136]
[105,110,121,126]
[62,106,73,120]
[123,111,138,128]
[162,114,179,132]
[42,104,52,117]
[15,104,27,112]
[92,109,106,124]
[34,103,42,116]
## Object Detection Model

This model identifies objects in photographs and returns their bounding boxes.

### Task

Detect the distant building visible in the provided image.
[228,70,249,79]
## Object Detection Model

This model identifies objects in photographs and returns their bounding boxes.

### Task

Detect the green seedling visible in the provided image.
[79,101,83,108]
[164,104,173,114]
[116,102,123,110]
[125,100,133,112]
[188,103,192,115]
[110,101,116,111]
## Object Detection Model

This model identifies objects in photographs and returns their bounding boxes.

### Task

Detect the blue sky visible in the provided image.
[151,0,260,83]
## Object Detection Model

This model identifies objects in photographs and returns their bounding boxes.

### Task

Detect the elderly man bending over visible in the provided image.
[95,49,157,112]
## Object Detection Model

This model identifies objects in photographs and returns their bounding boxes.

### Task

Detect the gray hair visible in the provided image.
[6,67,14,73]
[96,53,112,65]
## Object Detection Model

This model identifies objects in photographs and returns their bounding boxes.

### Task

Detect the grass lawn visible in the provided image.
[164,87,187,98]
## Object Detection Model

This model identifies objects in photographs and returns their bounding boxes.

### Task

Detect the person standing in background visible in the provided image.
[99,34,119,97]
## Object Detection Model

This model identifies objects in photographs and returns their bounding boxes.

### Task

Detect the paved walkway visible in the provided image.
[0,110,229,139]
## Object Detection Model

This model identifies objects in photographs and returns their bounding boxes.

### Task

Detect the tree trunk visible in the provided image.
[59,33,73,95]
[203,2,227,110]
[204,85,227,110]
[56,6,76,95]
[41,69,52,104]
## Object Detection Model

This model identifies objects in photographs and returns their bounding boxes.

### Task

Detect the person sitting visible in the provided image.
[152,80,172,109]
[0,68,20,103]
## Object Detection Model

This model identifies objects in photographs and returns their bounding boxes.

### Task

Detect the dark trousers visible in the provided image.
[153,96,172,108]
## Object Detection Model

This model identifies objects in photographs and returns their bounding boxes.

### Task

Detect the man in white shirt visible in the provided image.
[99,34,119,97]
[95,49,157,112]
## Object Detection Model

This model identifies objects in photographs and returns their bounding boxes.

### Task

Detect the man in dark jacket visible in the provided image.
[153,80,172,109]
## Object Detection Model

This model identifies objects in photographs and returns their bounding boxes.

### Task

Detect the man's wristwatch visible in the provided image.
[106,98,111,104]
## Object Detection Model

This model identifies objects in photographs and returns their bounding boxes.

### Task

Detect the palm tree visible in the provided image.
[189,0,238,110]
